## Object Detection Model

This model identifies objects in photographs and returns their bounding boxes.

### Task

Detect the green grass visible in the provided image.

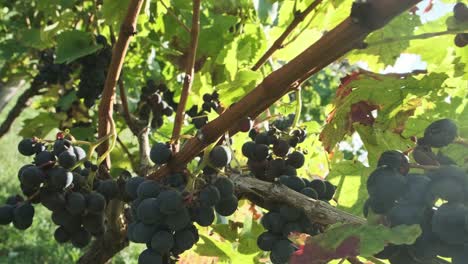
[0,89,144,263]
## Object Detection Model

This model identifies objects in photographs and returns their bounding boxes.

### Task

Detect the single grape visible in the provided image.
[0,205,14,225]
[137,180,163,199]
[151,230,174,254]
[164,207,190,231]
[198,185,220,207]
[71,227,91,248]
[270,240,296,263]
[54,226,70,243]
[138,249,163,264]
[213,177,234,197]
[125,176,145,199]
[273,139,290,157]
[174,228,196,251]
[192,206,215,227]
[85,192,106,213]
[257,231,280,251]
[209,146,232,168]
[58,149,77,169]
[286,151,305,168]
[18,138,36,156]
[65,192,86,215]
[423,119,458,148]
[158,190,183,214]
[150,142,172,165]
[215,195,238,216]
[97,179,119,200]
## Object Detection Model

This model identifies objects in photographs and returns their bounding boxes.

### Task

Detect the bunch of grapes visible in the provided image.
[258,177,336,264]
[365,119,468,263]
[453,3,468,48]
[242,124,307,182]
[34,50,72,86]
[76,35,112,108]
[241,119,335,263]
[0,135,119,248]
[186,91,220,129]
[126,142,238,264]
[136,81,174,129]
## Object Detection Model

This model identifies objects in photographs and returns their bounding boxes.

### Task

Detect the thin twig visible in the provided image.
[159,0,191,33]
[454,137,468,147]
[409,163,440,170]
[116,136,137,169]
[97,0,144,168]
[365,29,466,47]
[171,0,201,151]
[282,9,318,47]
[251,0,323,71]
[346,257,364,264]
[118,78,135,131]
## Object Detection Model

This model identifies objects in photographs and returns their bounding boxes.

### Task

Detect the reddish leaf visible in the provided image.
[290,236,360,264]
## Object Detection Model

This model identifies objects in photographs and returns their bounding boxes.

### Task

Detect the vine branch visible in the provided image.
[171,0,201,151]
[251,0,323,71]
[80,1,144,263]
[234,175,365,225]
[365,29,466,47]
[97,0,144,168]
[148,0,423,180]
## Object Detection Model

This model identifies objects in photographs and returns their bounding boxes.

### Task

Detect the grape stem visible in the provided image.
[365,29,468,47]
[409,163,440,170]
[292,87,302,128]
[186,137,220,192]
[454,137,468,147]
[25,189,41,202]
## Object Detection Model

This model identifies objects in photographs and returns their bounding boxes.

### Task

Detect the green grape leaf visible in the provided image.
[102,0,131,27]
[19,112,63,138]
[238,215,263,254]
[211,224,239,242]
[327,160,373,216]
[349,13,421,69]
[320,72,448,152]
[55,30,102,63]
[17,28,54,50]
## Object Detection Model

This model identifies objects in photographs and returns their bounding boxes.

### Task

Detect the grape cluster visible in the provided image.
[0,136,119,248]
[34,50,72,86]
[186,91,220,129]
[242,125,307,182]
[365,119,468,263]
[137,81,175,129]
[241,120,335,263]
[258,177,336,264]
[77,35,112,107]
[453,3,468,48]
[126,142,238,264]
